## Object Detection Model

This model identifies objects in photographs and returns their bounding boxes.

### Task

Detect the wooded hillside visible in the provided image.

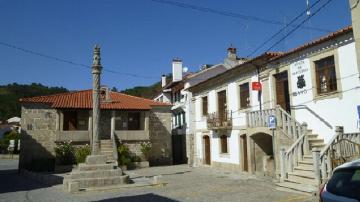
[0,83,68,121]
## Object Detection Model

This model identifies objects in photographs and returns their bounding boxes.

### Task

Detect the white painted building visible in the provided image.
[155,48,246,164]
[189,26,360,179]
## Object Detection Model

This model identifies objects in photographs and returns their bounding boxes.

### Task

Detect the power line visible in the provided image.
[264,0,334,53]
[247,0,326,57]
[0,41,159,79]
[150,0,332,33]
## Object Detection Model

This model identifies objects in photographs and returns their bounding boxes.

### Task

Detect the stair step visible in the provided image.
[289,170,315,179]
[294,165,313,172]
[78,163,115,171]
[285,176,318,186]
[100,144,112,147]
[65,175,129,189]
[298,158,313,164]
[101,152,113,155]
[303,155,312,159]
[307,138,324,143]
[66,169,123,179]
[276,182,317,194]
[101,148,113,152]
[310,142,325,146]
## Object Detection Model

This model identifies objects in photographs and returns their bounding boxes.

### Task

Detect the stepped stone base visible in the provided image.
[63,155,129,193]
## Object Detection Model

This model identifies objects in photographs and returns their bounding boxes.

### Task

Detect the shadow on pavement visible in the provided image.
[131,170,191,179]
[93,193,179,202]
[0,169,49,194]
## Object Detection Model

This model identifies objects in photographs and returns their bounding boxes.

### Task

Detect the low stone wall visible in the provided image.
[114,130,150,141]
[55,131,90,142]
[0,154,19,159]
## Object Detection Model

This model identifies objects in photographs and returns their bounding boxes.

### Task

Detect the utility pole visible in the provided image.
[91,45,102,155]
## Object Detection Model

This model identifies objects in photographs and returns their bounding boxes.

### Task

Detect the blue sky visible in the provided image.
[0,0,352,91]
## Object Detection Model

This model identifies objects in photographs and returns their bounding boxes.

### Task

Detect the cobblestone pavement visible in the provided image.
[0,160,316,202]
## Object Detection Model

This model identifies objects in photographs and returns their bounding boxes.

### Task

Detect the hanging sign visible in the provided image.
[252,82,262,91]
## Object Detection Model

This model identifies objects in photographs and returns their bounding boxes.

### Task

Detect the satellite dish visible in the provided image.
[183,67,188,73]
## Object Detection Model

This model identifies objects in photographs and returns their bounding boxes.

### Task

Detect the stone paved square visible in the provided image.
[0,159,317,202]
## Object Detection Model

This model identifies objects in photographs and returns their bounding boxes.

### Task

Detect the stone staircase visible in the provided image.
[100,139,116,163]
[63,139,125,192]
[246,106,331,195]
[276,130,326,194]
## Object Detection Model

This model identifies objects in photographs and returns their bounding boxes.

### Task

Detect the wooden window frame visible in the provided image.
[315,56,337,95]
[310,50,342,101]
[202,96,208,116]
[220,135,228,154]
[217,90,227,122]
[239,82,250,109]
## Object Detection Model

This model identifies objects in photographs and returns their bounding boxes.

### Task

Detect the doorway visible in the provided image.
[274,71,291,113]
[241,135,248,172]
[203,136,211,165]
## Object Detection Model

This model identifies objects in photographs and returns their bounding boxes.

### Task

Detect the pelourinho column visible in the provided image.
[91,45,102,155]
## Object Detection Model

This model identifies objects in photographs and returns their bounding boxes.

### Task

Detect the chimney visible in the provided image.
[172,58,183,82]
[161,75,167,87]
[227,46,237,61]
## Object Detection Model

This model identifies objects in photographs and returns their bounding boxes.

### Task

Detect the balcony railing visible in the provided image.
[207,110,232,130]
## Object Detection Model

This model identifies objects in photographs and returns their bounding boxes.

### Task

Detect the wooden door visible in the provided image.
[241,135,248,172]
[203,136,211,165]
[275,72,291,113]
[217,90,227,122]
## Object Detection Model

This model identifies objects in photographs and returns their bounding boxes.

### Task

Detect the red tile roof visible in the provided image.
[271,25,353,61]
[20,90,171,110]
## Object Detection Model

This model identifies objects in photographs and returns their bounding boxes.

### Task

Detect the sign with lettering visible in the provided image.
[290,59,313,105]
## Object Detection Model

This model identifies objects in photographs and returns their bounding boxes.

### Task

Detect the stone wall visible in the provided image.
[20,104,58,171]
[148,106,172,165]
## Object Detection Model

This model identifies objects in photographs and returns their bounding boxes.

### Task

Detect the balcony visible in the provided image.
[207,110,232,130]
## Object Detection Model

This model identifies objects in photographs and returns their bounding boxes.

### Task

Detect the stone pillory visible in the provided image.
[92,45,102,155]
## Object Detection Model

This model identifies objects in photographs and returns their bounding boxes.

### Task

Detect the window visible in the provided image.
[326,168,360,200]
[63,111,77,131]
[220,135,228,153]
[217,90,227,122]
[315,56,337,94]
[239,83,250,108]
[202,96,208,116]
[128,112,140,130]
[63,110,89,131]
[182,112,186,125]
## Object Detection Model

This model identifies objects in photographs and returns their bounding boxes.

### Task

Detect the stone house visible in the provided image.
[19,87,172,171]
[188,24,360,193]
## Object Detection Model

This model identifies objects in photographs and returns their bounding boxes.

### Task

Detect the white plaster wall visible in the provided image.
[195,132,203,162]
[210,130,240,164]
[208,90,217,113]
[194,95,207,130]
[290,42,360,143]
